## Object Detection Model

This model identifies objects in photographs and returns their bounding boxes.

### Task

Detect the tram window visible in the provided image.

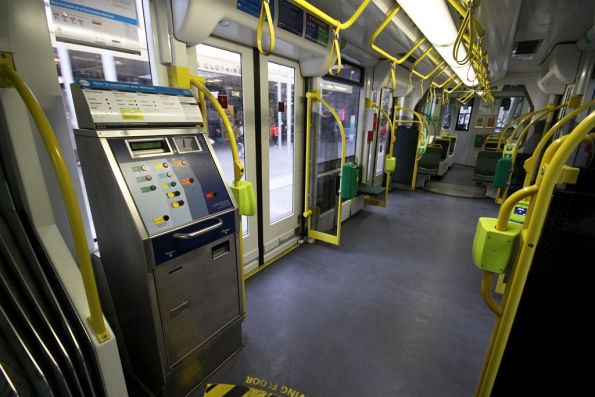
[495,96,524,131]
[69,50,105,80]
[114,57,152,85]
[46,0,154,247]
[455,101,473,131]
[319,80,361,166]
[442,102,452,129]
[328,63,363,85]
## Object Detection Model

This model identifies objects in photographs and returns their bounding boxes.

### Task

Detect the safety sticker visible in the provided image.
[203,383,278,397]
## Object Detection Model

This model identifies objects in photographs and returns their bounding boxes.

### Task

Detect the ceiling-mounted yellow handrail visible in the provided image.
[292,0,372,75]
[411,59,446,81]
[0,62,110,343]
[444,81,463,94]
[477,112,595,396]
[431,71,456,89]
[523,99,595,187]
[303,91,346,246]
[257,0,275,55]
[369,5,426,64]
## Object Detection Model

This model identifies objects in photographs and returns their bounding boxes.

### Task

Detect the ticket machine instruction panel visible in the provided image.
[110,133,233,236]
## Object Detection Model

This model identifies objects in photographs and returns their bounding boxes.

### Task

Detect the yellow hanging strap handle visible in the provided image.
[189,77,244,184]
[328,30,342,75]
[0,63,109,343]
[389,62,397,91]
[292,0,371,75]
[523,99,595,187]
[257,0,275,56]
[476,113,595,395]
[453,1,474,65]
[303,91,346,246]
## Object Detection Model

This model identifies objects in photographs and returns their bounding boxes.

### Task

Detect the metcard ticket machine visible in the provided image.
[71,80,243,396]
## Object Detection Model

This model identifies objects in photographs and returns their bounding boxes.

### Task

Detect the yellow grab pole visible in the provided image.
[476,112,595,396]
[0,63,109,342]
[495,186,538,231]
[523,99,595,187]
[257,0,275,55]
[496,108,546,147]
[496,104,568,202]
[189,76,247,317]
[303,91,346,245]
[189,77,244,184]
[303,92,313,229]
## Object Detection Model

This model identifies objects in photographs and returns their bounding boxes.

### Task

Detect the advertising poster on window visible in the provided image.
[49,0,141,54]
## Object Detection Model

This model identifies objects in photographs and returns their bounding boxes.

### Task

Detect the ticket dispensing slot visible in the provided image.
[71,79,243,397]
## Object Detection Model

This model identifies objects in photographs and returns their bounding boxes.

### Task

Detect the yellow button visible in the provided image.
[171,202,180,208]
[167,192,175,198]
[162,183,169,190]
[153,216,165,225]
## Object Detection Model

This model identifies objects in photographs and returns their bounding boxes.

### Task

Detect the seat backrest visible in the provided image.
[434,138,450,160]
[475,150,502,176]
[448,137,457,155]
[419,146,443,169]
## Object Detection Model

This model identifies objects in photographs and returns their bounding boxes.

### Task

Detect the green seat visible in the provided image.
[473,150,502,183]
[418,146,442,176]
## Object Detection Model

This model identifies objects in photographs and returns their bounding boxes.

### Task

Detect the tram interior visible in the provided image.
[0,0,594,396]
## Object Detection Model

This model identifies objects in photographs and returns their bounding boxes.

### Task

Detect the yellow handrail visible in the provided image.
[303,91,346,246]
[292,0,372,75]
[481,272,502,316]
[523,99,595,186]
[494,106,563,204]
[477,111,595,396]
[257,0,275,55]
[511,103,567,153]
[369,5,426,65]
[412,60,446,81]
[0,63,109,342]
[189,76,248,317]
[496,111,539,147]
[189,77,244,184]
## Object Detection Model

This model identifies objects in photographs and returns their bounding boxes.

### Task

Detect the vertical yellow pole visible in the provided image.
[1,63,109,342]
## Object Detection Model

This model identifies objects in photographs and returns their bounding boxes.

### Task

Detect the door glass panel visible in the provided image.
[375,90,392,175]
[319,79,360,165]
[268,62,295,224]
[195,44,248,235]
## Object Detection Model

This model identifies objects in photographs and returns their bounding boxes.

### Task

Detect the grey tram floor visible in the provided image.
[199,190,498,397]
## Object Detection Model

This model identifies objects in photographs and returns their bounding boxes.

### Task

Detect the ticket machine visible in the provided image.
[71,80,243,396]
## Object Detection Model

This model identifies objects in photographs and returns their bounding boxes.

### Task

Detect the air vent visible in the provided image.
[512,40,542,55]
